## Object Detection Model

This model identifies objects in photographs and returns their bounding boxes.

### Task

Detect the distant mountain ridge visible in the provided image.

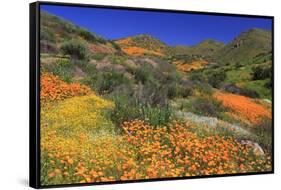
[41,11,272,68]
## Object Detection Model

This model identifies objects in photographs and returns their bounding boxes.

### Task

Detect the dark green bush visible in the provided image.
[78,28,107,44]
[84,70,130,95]
[61,40,88,60]
[207,70,226,88]
[189,72,205,82]
[264,78,272,89]
[239,87,260,98]
[223,83,259,98]
[252,65,272,80]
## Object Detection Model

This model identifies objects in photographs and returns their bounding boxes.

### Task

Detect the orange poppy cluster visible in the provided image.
[214,92,271,124]
[41,119,271,185]
[40,73,91,103]
[172,60,208,72]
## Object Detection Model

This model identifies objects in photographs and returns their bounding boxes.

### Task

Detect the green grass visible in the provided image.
[239,80,271,100]
[225,66,252,83]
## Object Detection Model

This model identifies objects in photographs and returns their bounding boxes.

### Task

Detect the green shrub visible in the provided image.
[239,87,260,98]
[61,40,88,60]
[110,95,174,127]
[110,41,121,51]
[189,72,205,82]
[185,97,226,118]
[43,58,73,83]
[251,119,272,153]
[264,78,272,89]
[110,55,127,65]
[139,104,173,126]
[74,60,97,75]
[135,79,168,106]
[78,28,107,44]
[207,70,226,88]
[41,27,55,42]
[167,83,193,99]
[252,65,272,80]
[134,64,155,84]
[84,70,130,95]
[109,95,141,127]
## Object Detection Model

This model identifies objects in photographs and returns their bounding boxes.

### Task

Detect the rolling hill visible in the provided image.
[188,39,225,57]
[215,28,272,64]
[115,34,172,57]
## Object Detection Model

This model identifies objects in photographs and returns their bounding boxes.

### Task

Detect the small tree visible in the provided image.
[61,40,87,60]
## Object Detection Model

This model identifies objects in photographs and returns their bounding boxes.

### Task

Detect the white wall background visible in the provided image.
[0,0,280,189]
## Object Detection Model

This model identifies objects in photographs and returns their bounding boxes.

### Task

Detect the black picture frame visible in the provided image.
[30,1,274,189]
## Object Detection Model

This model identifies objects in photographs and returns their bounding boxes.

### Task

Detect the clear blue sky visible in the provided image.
[41,5,272,46]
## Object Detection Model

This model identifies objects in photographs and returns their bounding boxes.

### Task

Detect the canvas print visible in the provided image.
[39,4,273,186]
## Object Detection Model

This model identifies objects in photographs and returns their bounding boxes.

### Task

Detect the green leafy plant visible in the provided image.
[61,40,88,60]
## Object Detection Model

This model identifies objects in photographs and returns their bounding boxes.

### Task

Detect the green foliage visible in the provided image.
[42,58,73,83]
[134,64,155,84]
[110,95,173,127]
[83,70,131,95]
[109,41,121,51]
[215,28,272,64]
[74,60,97,75]
[241,80,271,100]
[78,28,106,44]
[252,65,272,80]
[41,27,56,43]
[61,40,88,60]
[167,83,193,99]
[183,97,226,118]
[189,72,205,82]
[90,53,106,61]
[239,87,260,98]
[110,55,127,65]
[251,119,272,152]
[207,70,226,88]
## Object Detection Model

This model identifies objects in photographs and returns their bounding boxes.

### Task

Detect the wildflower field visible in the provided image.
[39,9,273,186]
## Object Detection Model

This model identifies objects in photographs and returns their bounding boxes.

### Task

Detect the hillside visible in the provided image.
[115,34,172,57]
[40,11,121,55]
[39,11,273,185]
[188,39,225,57]
[215,28,272,64]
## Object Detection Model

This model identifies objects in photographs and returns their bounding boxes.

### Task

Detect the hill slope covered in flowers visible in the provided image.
[39,11,273,185]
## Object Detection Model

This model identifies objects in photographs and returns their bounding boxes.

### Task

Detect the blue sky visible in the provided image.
[41,5,272,46]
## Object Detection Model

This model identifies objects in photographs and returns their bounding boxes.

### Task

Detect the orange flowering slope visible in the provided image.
[172,60,208,72]
[121,46,164,57]
[40,73,91,103]
[214,92,271,124]
[122,120,271,178]
[41,118,271,185]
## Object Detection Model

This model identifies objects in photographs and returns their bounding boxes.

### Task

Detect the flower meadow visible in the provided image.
[39,10,273,186]
[40,73,272,185]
